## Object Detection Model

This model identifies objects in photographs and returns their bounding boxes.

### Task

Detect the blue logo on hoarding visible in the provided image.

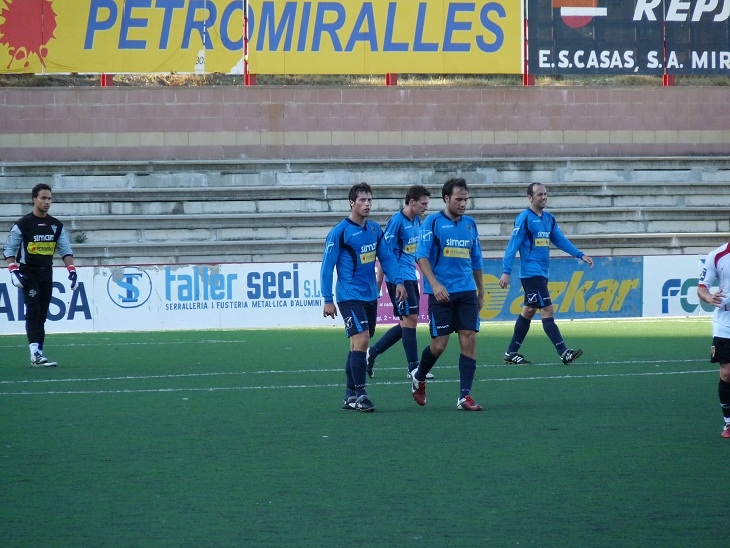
[107,267,152,309]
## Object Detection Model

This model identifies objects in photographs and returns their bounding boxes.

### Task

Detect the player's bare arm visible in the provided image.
[499,273,510,289]
[394,283,407,303]
[323,302,338,318]
[698,285,726,307]
[418,257,449,302]
[473,269,484,310]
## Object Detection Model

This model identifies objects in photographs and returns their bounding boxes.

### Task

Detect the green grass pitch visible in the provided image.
[0,318,724,546]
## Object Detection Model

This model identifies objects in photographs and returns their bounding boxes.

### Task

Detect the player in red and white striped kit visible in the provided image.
[698,241,730,438]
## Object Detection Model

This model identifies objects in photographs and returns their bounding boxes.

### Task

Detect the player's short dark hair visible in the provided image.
[527,183,545,196]
[349,182,372,203]
[32,183,52,199]
[442,178,468,200]
[404,184,430,205]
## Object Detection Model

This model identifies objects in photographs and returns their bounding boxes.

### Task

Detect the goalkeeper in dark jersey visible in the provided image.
[4,184,78,367]
[321,182,406,413]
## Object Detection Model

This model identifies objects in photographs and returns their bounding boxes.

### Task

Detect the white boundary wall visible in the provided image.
[0,254,718,336]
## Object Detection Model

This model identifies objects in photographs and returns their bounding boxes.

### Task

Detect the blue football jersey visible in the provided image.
[502,208,583,278]
[320,218,403,304]
[382,210,421,282]
[415,211,483,294]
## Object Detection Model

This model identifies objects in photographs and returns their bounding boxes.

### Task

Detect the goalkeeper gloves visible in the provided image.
[8,263,24,289]
[67,265,79,291]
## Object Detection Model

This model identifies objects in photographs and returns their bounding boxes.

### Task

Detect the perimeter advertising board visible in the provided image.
[208,0,523,74]
[0,0,245,74]
[1,0,522,75]
[0,256,643,335]
[0,263,330,335]
[2,255,713,334]
[527,0,730,75]
[378,256,644,325]
[480,256,643,321]
[643,255,714,317]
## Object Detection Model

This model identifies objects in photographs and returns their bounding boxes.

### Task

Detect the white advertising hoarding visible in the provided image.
[0,262,331,335]
[642,255,714,318]
[1,254,722,335]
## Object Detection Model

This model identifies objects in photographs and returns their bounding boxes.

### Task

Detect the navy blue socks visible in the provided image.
[415,345,438,381]
[402,327,419,371]
[459,354,477,399]
[370,324,403,358]
[542,317,567,356]
[507,314,531,353]
[351,350,368,396]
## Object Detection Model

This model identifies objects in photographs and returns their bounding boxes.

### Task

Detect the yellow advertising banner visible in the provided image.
[0,0,522,74]
[0,0,245,74]
[247,0,523,74]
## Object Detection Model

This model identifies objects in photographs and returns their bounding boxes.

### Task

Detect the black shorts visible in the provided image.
[711,337,730,364]
[386,280,420,319]
[427,290,480,337]
[337,300,378,338]
[521,276,552,309]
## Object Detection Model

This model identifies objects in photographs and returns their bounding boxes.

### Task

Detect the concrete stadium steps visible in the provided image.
[67,232,725,266]
[1,157,729,265]
[2,181,727,216]
[0,207,724,246]
[2,157,730,189]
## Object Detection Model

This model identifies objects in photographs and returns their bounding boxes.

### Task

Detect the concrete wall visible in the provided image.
[1,86,728,162]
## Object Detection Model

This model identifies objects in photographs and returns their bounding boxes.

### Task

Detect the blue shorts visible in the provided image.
[337,300,378,338]
[520,276,552,309]
[386,279,420,319]
[427,290,480,337]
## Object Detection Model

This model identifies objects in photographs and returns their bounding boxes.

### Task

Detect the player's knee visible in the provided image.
[430,338,448,356]
[539,305,555,319]
[720,363,730,383]
[401,315,418,329]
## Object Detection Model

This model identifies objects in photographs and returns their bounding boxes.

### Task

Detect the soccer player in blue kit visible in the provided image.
[366,185,435,380]
[321,182,406,413]
[409,178,485,411]
[499,183,593,365]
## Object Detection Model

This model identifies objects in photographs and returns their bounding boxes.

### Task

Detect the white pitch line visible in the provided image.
[0,368,716,396]
[0,358,705,386]
[0,339,252,350]
[0,369,344,385]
